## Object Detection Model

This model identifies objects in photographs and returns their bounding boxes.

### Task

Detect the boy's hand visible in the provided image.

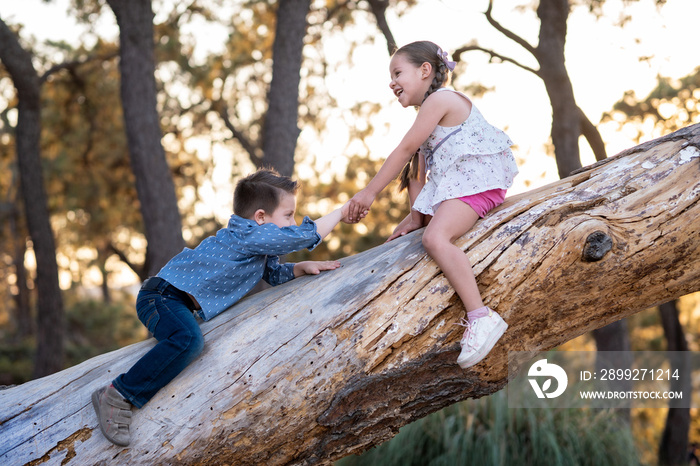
[348,189,374,223]
[293,260,341,277]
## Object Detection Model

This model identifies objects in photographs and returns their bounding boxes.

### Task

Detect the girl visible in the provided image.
[348,41,518,369]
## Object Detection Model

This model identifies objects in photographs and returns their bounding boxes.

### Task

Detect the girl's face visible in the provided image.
[389,53,432,108]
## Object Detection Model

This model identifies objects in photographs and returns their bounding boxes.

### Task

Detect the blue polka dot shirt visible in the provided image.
[157,215,321,321]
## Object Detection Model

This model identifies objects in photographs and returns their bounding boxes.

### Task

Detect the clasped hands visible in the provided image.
[343,188,424,242]
[345,189,374,224]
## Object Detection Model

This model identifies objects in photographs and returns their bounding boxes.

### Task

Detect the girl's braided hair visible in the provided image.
[395,41,452,191]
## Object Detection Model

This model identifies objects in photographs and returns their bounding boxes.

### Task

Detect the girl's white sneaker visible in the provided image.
[457,309,508,368]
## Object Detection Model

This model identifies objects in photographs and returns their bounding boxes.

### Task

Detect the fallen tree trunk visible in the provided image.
[2,124,700,465]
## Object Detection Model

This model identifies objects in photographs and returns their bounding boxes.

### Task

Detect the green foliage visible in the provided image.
[0,290,146,386]
[63,294,146,368]
[337,391,638,466]
[0,338,34,386]
[604,66,700,141]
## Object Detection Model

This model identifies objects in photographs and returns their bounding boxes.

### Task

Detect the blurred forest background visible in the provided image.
[1,0,699,464]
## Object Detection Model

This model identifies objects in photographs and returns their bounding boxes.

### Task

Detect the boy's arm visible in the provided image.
[313,202,350,240]
[262,257,293,286]
[264,259,341,285]
[285,203,348,279]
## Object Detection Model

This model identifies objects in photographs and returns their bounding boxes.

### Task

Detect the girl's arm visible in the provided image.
[348,94,449,222]
[386,213,418,242]
[405,150,427,226]
[387,161,427,241]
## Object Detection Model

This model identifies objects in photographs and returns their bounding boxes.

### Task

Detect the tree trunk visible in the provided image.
[0,17,65,377]
[658,300,691,466]
[2,124,699,465]
[105,0,184,277]
[592,320,632,423]
[536,0,582,178]
[537,0,634,417]
[9,205,33,338]
[261,0,311,176]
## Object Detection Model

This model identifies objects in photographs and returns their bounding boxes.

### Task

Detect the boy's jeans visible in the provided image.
[112,278,204,409]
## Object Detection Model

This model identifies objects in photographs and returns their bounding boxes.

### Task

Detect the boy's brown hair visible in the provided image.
[233,169,299,219]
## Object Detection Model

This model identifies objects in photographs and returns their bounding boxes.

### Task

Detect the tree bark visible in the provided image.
[0,17,65,377]
[105,0,184,277]
[261,0,311,176]
[2,124,699,465]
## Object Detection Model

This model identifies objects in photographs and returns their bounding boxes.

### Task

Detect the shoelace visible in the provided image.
[453,318,477,348]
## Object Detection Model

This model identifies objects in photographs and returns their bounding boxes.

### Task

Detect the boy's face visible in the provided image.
[260,191,297,228]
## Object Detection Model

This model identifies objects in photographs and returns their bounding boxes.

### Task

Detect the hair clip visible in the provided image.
[436,47,456,71]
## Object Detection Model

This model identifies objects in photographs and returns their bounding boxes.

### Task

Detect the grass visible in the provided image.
[337,391,638,466]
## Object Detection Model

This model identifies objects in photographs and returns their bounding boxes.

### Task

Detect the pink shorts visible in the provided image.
[458,189,507,218]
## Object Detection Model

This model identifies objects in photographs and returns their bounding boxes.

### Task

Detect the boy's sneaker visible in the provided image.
[92,384,132,446]
[456,309,508,369]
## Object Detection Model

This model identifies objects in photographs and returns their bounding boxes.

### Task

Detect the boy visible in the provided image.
[92,169,350,446]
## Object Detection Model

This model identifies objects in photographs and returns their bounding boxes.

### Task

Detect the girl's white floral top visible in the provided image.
[413,88,519,216]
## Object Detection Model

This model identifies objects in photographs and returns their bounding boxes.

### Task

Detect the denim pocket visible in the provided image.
[137,298,161,334]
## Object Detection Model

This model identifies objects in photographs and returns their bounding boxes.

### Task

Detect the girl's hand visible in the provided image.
[348,189,374,223]
[293,260,341,277]
[386,218,423,242]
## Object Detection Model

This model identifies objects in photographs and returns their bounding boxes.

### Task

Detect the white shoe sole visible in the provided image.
[457,319,508,369]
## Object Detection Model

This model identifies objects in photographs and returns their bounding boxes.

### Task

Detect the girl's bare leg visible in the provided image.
[423,199,507,368]
[421,199,483,312]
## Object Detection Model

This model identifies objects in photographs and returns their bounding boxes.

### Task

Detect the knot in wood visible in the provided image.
[582,231,613,262]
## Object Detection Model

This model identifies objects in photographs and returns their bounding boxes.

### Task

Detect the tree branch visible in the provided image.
[485,0,537,55]
[454,2,540,82]
[108,242,146,281]
[453,43,539,76]
[579,107,608,162]
[366,0,397,55]
[214,100,263,168]
[40,51,119,83]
